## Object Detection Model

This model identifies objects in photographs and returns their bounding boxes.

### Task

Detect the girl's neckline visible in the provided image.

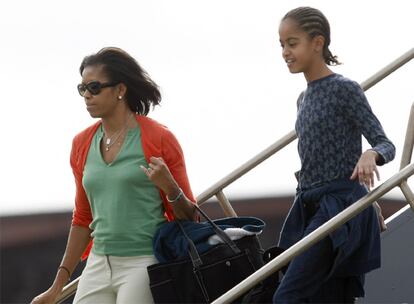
[307,73,338,86]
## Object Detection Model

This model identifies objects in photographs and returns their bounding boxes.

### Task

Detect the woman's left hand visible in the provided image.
[141,156,197,220]
[140,156,178,195]
[350,150,380,190]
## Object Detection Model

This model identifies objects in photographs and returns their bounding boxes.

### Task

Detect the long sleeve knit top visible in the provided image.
[296,73,395,189]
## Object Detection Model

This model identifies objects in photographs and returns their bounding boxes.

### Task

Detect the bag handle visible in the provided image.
[176,220,203,268]
[175,221,211,303]
[194,204,241,254]
[175,204,241,269]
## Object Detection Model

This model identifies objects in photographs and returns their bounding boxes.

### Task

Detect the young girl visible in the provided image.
[31,47,197,304]
[275,7,395,303]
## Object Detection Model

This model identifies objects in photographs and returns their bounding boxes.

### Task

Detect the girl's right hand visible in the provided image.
[31,288,60,304]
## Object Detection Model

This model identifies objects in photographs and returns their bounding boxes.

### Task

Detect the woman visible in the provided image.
[31,47,197,304]
[275,7,395,303]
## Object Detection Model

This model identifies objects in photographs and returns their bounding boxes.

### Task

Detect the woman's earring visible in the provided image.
[118,96,123,100]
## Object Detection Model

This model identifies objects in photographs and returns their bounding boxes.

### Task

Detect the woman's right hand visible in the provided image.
[31,287,61,304]
[31,226,90,304]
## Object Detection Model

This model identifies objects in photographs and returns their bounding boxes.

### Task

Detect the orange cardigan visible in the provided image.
[70,115,196,259]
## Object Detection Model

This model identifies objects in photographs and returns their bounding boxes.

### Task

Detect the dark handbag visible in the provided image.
[147,205,265,303]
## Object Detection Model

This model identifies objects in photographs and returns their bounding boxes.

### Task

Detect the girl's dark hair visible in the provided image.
[79,47,161,115]
[282,7,341,66]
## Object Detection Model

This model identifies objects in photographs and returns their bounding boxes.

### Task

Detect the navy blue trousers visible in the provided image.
[273,207,363,303]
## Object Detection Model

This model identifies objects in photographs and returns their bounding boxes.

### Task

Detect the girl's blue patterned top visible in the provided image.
[295,73,395,189]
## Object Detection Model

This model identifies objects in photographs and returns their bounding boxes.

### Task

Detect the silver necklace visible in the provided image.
[102,114,133,151]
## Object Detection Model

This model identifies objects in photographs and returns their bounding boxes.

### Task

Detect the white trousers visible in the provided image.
[73,252,157,304]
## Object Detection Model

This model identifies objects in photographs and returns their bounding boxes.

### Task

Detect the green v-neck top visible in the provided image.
[82,126,166,256]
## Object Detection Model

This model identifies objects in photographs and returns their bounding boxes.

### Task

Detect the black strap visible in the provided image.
[174,204,242,269]
[194,204,241,254]
[176,220,203,268]
[175,220,210,303]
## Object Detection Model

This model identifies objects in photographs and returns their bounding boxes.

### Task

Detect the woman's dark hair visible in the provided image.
[79,47,161,115]
[282,7,341,66]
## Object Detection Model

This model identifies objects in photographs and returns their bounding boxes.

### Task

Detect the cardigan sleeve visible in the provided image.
[70,135,93,228]
[161,128,196,204]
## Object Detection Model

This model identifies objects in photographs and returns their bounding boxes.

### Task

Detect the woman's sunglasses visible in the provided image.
[77,81,119,97]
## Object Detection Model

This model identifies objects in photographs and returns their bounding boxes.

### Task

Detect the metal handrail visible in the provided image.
[55,48,414,303]
[360,48,414,91]
[56,281,77,304]
[213,99,414,303]
[197,130,297,205]
[212,164,414,303]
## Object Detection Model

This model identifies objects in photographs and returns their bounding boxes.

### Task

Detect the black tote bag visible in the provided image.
[147,205,265,304]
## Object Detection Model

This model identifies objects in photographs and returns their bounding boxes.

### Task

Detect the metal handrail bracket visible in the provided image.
[400,102,414,169]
